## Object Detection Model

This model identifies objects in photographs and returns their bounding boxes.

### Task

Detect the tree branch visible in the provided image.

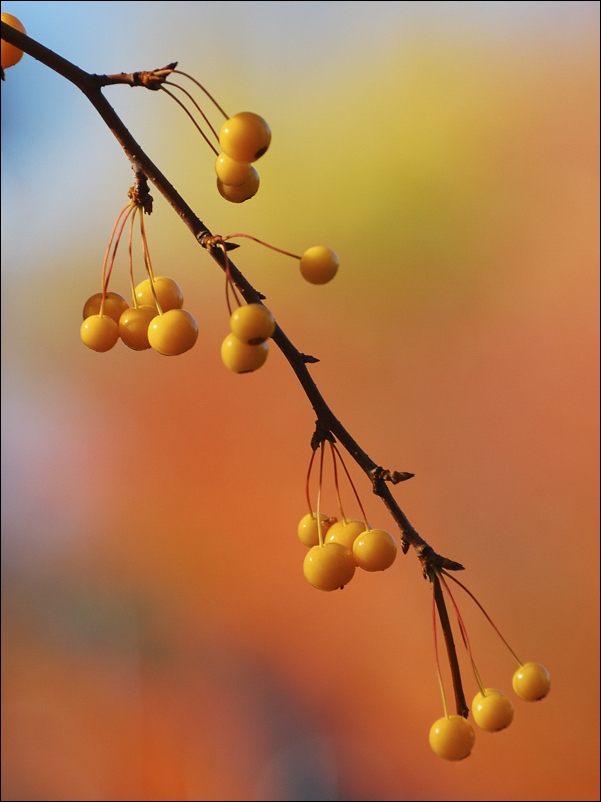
[2,20,467,710]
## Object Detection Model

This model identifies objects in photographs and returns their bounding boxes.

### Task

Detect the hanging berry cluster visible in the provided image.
[298,437,397,590]
[80,180,198,356]
[427,564,551,760]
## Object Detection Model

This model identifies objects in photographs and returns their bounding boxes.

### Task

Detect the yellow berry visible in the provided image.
[326,519,367,551]
[215,153,253,186]
[219,112,271,163]
[80,314,120,352]
[230,303,276,345]
[472,689,514,732]
[512,662,551,702]
[134,276,184,312]
[118,305,158,351]
[82,291,129,325]
[297,513,336,548]
[303,543,355,591]
[221,333,268,373]
[217,167,259,203]
[1,12,26,69]
[352,528,397,572]
[148,309,198,356]
[429,716,475,761]
[300,246,339,285]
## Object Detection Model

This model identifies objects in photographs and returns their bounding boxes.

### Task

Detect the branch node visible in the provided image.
[301,354,320,364]
[310,421,336,451]
[127,170,153,214]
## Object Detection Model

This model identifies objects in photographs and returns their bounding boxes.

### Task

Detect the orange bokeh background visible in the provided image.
[2,2,599,800]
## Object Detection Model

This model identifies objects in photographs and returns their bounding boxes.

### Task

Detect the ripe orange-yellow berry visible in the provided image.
[215,153,253,186]
[80,314,120,352]
[297,513,336,548]
[471,689,514,732]
[219,112,271,163]
[352,528,397,572]
[230,303,276,344]
[300,246,339,285]
[1,12,26,69]
[221,333,268,373]
[217,167,260,203]
[326,519,367,551]
[303,543,355,591]
[82,291,129,325]
[512,662,551,702]
[134,277,184,312]
[118,305,158,351]
[429,716,475,761]
[148,309,198,356]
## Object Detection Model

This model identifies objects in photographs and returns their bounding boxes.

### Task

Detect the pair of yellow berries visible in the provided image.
[80,277,198,356]
[215,112,271,203]
[221,303,275,373]
[298,513,397,591]
[429,662,551,760]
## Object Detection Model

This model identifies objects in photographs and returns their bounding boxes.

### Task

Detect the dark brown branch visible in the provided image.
[431,570,469,718]
[1,21,462,569]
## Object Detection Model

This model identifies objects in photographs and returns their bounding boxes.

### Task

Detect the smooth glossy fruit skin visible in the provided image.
[221,333,268,373]
[512,662,551,701]
[215,153,253,186]
[326,519,367,551]
[219,112,271,163]
[80,315,120,352]
[297,513,336,548]
[429,716,475,761]
[118,305,158,350]
[1,12,26,69]
[217,167,260,203]
[472,689,514,732]
[83,291,129,325]
[134,277,183,312]
[352,528,397,572]
[303,543,356,591]
[148,309,198,355]
[300,246,339,285]
[230,304,276,344]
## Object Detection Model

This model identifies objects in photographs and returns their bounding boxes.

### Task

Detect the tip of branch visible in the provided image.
[302,354,320,364]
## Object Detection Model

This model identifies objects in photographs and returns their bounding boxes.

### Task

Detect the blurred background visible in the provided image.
[1,2,599,800]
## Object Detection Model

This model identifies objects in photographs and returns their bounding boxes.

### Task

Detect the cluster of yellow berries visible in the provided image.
[430,661,551,761]
[298,512,397,591]
[296,440,397,592]
[215,112,271,203]
[81,278,198,356]
[221,302,275,373]
[80,200,198,356]
[428,568,551,761]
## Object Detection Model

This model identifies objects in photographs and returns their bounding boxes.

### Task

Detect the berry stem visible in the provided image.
[305,448,318,517]
[138,210,164,315]
[128,205,139,307]
[316,442,326,547]
[441,570,523,667]
[101,202,135,314]
[222,233,301,260]
[160,85,220,155]
[329,441,348,525]
[331,443,371,529]
[438,571,485,696]
[158,68,229,120]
